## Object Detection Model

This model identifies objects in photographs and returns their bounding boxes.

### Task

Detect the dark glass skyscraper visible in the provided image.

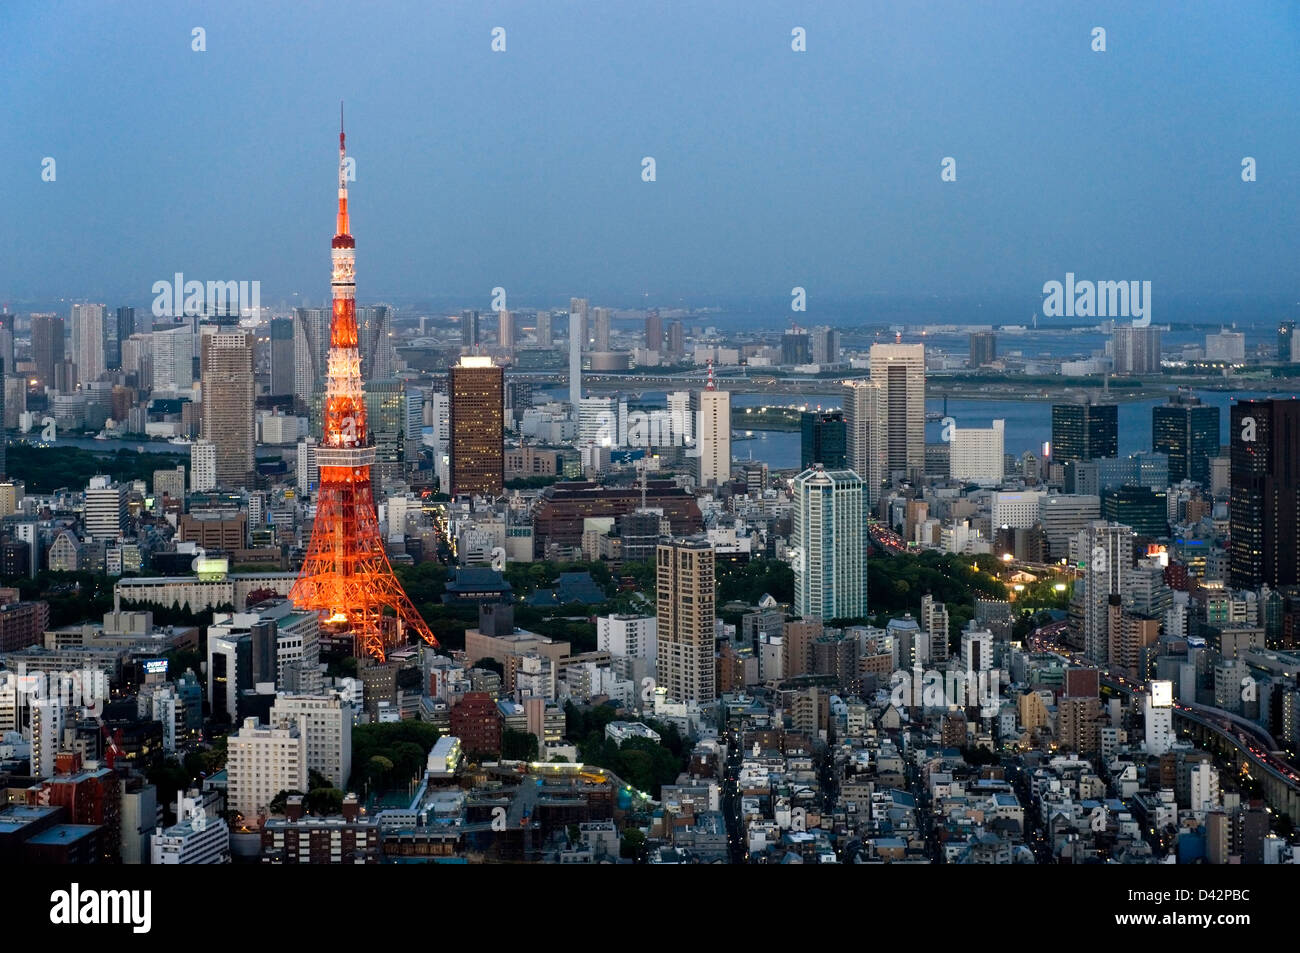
[31,314,65,388]
[269,316,295,397]
[969,331,997,368]
[1051,401,1118,464]
[1230,399,1300,589]
[109,306,135,370]
[1152,393,1220,485]
[800,410,847,469]
[1279,321,1295,363]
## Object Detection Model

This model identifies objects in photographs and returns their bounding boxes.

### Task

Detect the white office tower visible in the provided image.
[692,381,731,487]
[152,323,195,392]
[843,378,883,504]
[270,694,352,789]
[30,699,65,777]
[569,318,583,405]
[1144,680,1175,756]
[1081,521,1134,665]
[73,303,106,383]
[597,614,658,664]
[578,396,618,447]
[227,716,307,820]
[1189,762,1220,816]
[151,792,231,864]
[190,440,217,492]
[84,475,127,540]
[868,343,925,483]
[792,466,867,621]
[949,420,1005,485]
[961,623,994,672]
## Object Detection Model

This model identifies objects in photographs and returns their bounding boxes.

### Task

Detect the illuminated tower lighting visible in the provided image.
[290,107,438,661]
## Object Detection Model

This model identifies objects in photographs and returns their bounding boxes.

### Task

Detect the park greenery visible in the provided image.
[6,443,186,493]
[349,720,441,794]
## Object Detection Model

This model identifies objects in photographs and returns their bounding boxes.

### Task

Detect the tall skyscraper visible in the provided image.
[497,309,514,350]
[31,314,64,389]
[1111,326,1162,374]
[656,537,716,704]
[843,378,883,503]
[568,315,583,405]
[1052,401,1118,463]
[1153,393,1220,486]
[461,309,480,349]
[569,298,589,351]
[1082,520,1134,664]
[692,373,730,486]
[667,320,684,360]
[792,466,867,621]
[969,331,997,368]
[109,307,135,371]
[152,324,195,392]
[73,303,106,384]
[200,326,255,487]
[645,309,663,353]
[448,356,504,497]
[869,343,925,482]
[809,326,840,365]
[1280,321,1296,363]
[1230,399,1300,589]
[592,307,611,352]
[800,410,847,469]
[269,317,296,397]
[536,310,553,347]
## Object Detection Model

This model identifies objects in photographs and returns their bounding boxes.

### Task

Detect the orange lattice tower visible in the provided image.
[290,108,438,661]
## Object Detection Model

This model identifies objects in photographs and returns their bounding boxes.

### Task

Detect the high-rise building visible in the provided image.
[781,330,811,365]
[227,716,307,820]
[1111,326,1162,374]
[591,307,611,352]
[536,310,553,347]
[1152,393,1220,486]
[667,321,684,360]
[461,309,480,349]
[1144,680,1175,755]
[1280,321,1296,363]
[645,310,663,353]
[792,466,867,621]
[949,420,1005,485]
[72,303,106,384]
[869,343,925,482]
[656,537,716,703]
[809,326,840,365]
[269,316,295,396]
[843,379,883,503]
[152,324,195,392]
[84,475,126,541]
[1230,399,1300,589]
[1051,401,1118,463]
[269,694,352,789]
[200,326,255,487]
[31,314,65,389]
[448,356,504,497]
[692,382,731,486]
[107,307,134,371]
[1081,520,1134,664]
[800,410,847,469]
[191,440,217,492]
[569,298,589,351]
[969,331,997,368]
[497,309,514,350]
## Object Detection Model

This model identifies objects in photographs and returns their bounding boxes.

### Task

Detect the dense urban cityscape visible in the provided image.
[4,2,1296,933]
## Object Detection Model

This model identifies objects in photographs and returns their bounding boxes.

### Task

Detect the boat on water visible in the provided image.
[167,436,193,446]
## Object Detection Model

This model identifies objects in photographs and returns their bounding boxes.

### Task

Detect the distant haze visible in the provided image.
[3,0,1298,315]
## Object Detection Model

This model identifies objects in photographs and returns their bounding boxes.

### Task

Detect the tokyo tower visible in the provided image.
[290,108,438,661]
